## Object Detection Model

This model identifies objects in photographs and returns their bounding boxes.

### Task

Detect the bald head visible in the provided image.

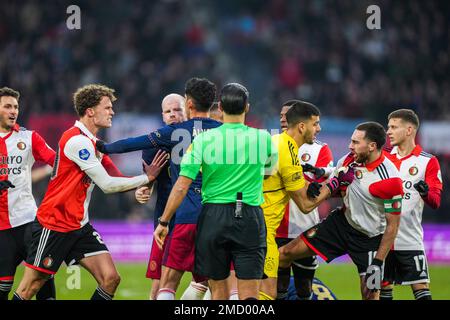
[161,93,186,125]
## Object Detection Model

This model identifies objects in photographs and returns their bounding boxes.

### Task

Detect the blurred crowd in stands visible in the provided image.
[1,0,448,221]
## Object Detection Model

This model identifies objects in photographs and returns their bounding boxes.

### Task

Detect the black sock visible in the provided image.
[91,286,114,300]
[414,289,432,300]
[0,280,13,300]
[36,276,56,300]
[244,297,258,300]
[12,292,24,300]
[380,288,393,300]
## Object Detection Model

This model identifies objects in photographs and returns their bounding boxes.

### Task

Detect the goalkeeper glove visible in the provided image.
[0,180,15,191]
[302,163,326,179]
[306,181,322,199]
[413,180,429,197]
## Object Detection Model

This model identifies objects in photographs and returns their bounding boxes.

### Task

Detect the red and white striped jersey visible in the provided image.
[276,141,333,239]
[385,145,443,250]
[336,152,404,237]
[0,124,55,230]
[37,121,123,233]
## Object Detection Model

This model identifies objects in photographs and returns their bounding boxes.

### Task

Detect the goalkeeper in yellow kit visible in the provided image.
[259,101,354,300]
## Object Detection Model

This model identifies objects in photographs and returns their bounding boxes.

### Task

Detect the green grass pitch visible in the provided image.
[11,263,450,300]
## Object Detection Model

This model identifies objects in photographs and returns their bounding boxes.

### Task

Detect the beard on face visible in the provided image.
[304,129,315,144]
[355,150,370,164]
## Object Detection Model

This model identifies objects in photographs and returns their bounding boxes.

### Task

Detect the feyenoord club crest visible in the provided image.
[17,141,26,150]
[355,170,363,179]
[301,153,311,162]
[43,256,53,268]
[306,227,317,239]
[409,166,418,176]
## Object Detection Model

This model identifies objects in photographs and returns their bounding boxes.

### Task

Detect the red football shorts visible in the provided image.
[162,223,207,283]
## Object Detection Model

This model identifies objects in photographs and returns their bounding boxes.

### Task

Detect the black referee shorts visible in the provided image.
[194,203,267,281]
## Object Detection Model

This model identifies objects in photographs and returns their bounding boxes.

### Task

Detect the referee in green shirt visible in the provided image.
[154,83,275,300]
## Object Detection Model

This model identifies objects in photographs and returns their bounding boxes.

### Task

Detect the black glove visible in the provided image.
[96,140,107,154]
[0,180,15,191]
[413,180,429,197]
[306,181,321,199]
[364,258,383,292]
[302,164,326,179]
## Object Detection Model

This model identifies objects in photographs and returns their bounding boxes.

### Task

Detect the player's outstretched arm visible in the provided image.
[96,134,152,154]
[289,167,355,213]
[85,150,168,194]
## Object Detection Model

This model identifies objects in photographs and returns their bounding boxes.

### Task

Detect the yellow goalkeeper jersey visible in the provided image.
[262,132,306,231]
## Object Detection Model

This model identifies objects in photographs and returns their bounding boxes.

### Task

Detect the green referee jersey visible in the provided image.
[180,122,276,206]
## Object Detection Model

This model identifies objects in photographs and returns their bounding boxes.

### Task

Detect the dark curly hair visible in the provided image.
[185,77,216,112]
[73,84,117,117]
[0,87,20,101]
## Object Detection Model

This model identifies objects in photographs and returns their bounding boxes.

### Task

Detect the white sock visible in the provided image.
[156,288,175,300]
[229,289,239,300]
[203,288,212,300]
[180,281,208,300]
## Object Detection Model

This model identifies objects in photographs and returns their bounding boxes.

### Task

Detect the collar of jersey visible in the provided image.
[390,144,422,160]
[363,152,385,171]
[220,122,246,127]
[74,120,96,141]
[282,131,299,149]
[0,124,20,140]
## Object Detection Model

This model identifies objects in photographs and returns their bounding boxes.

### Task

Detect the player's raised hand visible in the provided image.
[135,186,151,204]
[143,149,168,182]
[413,180,429,196]
[0,180,15,192]
[153,223,168,250]
[337,166,355,186]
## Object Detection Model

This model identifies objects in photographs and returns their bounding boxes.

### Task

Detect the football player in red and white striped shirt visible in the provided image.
[0,87,56,300]
[381,109,443,300]
[279,122,404,300]
[13,84,168,300]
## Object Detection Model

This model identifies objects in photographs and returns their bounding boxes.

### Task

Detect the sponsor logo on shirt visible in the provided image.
[409,166,418,176]
[79,149,90,160]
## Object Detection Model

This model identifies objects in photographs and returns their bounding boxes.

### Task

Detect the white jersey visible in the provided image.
[276,140,333,239]
[0,124,55,230]
[336,152,404,238]
[386,145,443,250]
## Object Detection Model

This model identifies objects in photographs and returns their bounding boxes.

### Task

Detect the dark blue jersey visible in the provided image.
[104,117,222,224]
[141,148,174,231]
